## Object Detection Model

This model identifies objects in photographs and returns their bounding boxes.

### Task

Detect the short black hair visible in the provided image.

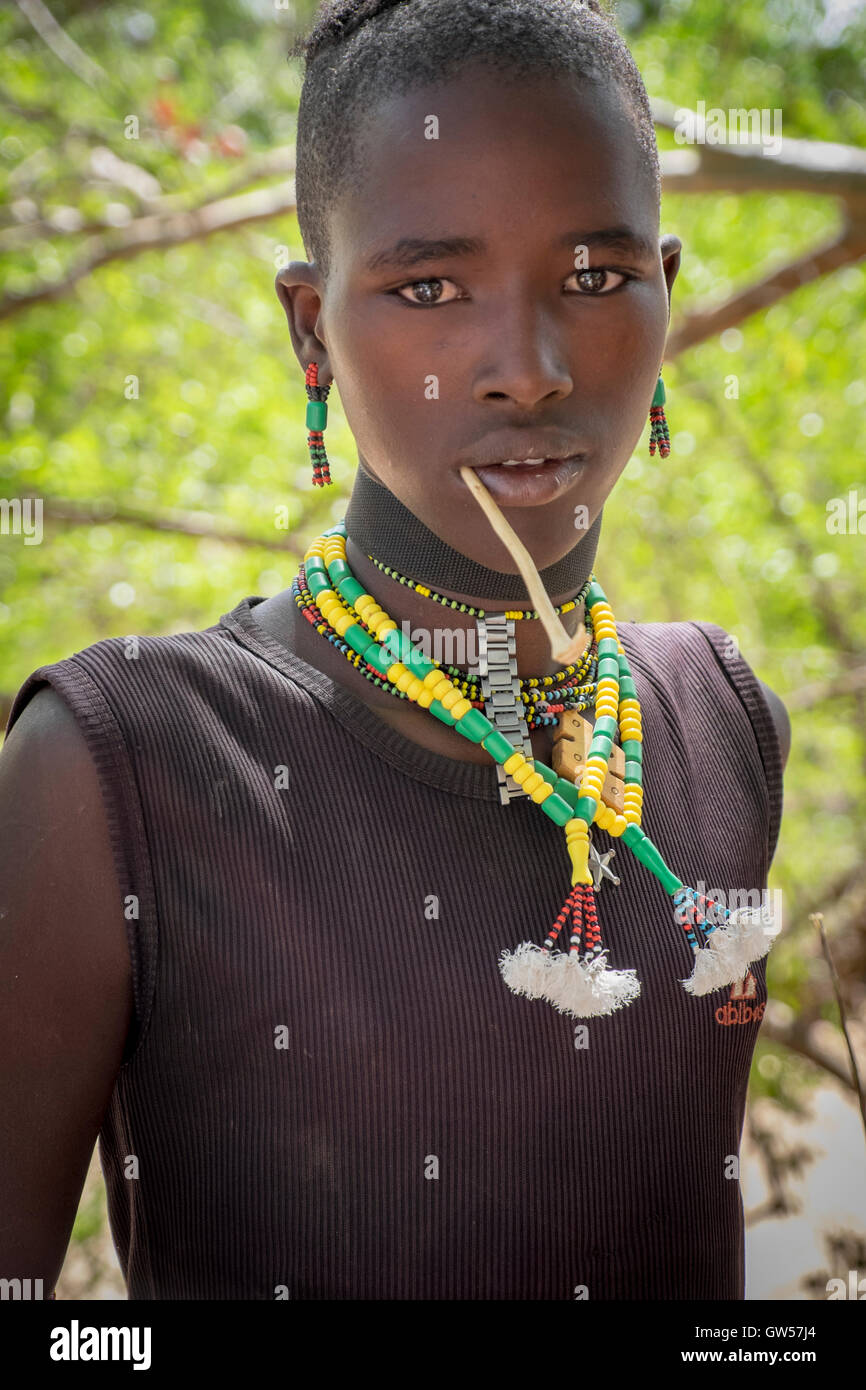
[289,0,661,283]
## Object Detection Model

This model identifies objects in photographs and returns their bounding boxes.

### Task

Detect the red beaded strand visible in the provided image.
[648,374,671,458]
[578,883,603,957]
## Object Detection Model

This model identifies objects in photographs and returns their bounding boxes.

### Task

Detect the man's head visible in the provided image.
[278,0,681,572]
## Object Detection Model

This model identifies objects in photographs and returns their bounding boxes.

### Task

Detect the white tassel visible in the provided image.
[681,907,778,996]
[499,943,641,1019]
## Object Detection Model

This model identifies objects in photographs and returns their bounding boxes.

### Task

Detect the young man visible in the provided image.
[0,0,789,1299]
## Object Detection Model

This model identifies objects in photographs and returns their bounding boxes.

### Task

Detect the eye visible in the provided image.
[567,267,630,295]
[393,278,463,306]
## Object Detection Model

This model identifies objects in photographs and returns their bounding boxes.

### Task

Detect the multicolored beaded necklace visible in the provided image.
[292,564,598,730]
[296,519,777,1019]
[363,551,585,621]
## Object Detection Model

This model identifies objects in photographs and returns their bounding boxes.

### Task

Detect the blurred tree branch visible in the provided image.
[651,101,866,357]
[19,493,317,552]
[0,184,296,320]
[759,1015,861,1091]
[665,226,866,358]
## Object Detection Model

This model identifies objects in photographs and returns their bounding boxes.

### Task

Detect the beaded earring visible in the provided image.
[649,372,671,458]
[305,362,333,486]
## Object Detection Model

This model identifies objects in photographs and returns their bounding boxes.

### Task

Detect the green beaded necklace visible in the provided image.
[292,563,599,730]
[298,519,778,1020]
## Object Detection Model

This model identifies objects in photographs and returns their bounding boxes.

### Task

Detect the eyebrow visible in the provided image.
[362,226,658,274]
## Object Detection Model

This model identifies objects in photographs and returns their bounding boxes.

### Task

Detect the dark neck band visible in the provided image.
[344,463,601,603]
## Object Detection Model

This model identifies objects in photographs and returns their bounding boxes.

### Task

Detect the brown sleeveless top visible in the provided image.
[6,603,783,1299]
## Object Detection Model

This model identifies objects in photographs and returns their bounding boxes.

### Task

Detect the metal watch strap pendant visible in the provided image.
[473,613,535,805]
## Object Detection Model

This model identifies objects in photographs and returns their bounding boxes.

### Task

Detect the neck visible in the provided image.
[342,463,601,678]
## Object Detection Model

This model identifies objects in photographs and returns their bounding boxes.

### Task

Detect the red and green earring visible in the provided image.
[649,372,670,458]
[305,362,332,486]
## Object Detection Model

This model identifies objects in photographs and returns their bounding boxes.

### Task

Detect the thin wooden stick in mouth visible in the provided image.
[458,465,589,666]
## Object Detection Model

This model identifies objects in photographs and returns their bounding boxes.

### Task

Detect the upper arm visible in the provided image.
[0,685,134,1290]
[756,677,791,772]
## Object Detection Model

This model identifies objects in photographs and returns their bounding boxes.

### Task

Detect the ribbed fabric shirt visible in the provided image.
[6,601,783,1300]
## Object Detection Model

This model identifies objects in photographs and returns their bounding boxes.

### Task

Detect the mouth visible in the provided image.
[462,454,587,507]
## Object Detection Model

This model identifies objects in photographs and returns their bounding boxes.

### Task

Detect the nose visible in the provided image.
[472,298,573,410]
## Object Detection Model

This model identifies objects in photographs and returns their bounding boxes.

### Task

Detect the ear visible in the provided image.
[659,232,682,319]
[274,262,333,382]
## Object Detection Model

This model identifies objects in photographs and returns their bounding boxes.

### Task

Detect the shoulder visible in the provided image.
[753,677,791,771]
[6,619,245,733]
[5,613,316,779]
[618,617,787,869]
[2,625,238,837]
[1,687,119,903]
[685,619,790,773]
[3,682,94,770]
[619,617,790,772]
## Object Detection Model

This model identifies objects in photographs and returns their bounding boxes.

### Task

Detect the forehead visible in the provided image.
[329,65,658,269]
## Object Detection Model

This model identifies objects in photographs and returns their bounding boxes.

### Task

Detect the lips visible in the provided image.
[459,434,586,471]
[468,454,586,506]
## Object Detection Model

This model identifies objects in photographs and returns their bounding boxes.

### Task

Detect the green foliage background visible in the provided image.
[1,0,865,1292]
